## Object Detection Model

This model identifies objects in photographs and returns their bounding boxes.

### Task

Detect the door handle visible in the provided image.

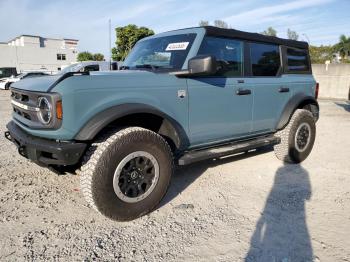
[278,87,290,93]
[236,88,251,96]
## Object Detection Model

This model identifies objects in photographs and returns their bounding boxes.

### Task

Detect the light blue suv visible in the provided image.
[5,26,319,221]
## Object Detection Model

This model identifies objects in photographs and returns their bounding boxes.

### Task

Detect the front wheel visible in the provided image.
[80,127,173,221]
[274,109,316,163]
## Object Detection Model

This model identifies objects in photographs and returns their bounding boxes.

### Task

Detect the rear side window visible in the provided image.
[198,36,243,77]
[250,43,280,76]
[286,48,310,72]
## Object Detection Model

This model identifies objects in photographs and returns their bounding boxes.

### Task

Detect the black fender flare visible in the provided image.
[74,103,190,150]
[276,93,319,130]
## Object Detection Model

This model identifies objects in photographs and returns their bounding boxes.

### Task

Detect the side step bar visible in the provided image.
[178,135,280,166]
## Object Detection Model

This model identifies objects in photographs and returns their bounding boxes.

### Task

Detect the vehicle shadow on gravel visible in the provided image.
[245,164,313,262]
[159,146,273,208]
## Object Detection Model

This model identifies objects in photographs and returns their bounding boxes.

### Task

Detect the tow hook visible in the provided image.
[4,131,11,142]
[18,146,26,157]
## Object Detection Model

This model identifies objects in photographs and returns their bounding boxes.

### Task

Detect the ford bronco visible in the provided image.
[5,26,319,221]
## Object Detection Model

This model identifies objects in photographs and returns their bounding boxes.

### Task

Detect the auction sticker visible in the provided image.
[166,42,190,51]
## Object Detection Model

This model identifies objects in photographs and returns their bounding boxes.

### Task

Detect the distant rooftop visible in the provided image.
[7,34,79,43]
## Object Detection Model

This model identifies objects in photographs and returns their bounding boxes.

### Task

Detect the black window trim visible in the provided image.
[194,32,311,78]
[282,46,312,74]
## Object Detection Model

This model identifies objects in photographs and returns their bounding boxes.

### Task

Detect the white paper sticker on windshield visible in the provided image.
[166,42,190,51]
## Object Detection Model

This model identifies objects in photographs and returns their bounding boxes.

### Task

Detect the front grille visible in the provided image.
[11,89,42,127]
[10,88,62,130]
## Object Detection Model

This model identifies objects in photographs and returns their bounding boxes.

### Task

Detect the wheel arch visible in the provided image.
[74,103,190,152]
[5,82,12,90]
[276,93,319,130]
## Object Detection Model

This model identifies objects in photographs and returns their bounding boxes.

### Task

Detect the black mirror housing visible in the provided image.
[172,55,217,77]
[188,55,217,75]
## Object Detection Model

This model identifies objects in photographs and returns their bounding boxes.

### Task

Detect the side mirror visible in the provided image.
[188,55,217,75]
[172,55,217,77]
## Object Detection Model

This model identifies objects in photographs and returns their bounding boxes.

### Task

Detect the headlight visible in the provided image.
[37,97,52,125]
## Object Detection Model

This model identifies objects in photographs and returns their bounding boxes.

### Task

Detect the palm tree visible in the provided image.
[336,35,350,61]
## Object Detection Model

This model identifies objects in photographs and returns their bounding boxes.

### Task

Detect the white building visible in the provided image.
[0,35,79,73]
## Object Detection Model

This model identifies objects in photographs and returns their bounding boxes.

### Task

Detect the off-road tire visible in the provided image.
[274,109,316,163]
[80,127,173,221]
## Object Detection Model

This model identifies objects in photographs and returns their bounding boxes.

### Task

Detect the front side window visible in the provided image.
[198,36,243,77]
[250,43,280,76]
[286,48,310,72]
[122,33,196,71]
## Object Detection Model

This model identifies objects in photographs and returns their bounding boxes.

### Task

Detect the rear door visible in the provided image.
[248,42,291,134]
[283,46,315,97]
[187,36,253,147]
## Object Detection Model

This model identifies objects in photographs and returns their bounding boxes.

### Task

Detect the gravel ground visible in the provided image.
[0,90,349,262]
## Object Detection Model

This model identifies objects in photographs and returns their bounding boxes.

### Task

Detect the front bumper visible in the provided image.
[5,121,87,167]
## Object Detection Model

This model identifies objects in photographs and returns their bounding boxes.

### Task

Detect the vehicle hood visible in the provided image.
[10,74,62,92]
[10,70,181,93]
[51,70,182,92]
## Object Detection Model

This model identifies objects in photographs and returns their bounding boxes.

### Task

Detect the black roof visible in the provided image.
[203,26,308,49]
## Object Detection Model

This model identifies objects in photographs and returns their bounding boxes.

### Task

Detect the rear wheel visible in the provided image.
[80,127,173,221]
[274,109,316,163]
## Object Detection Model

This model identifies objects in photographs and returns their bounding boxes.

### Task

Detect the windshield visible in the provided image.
[122,33,196,71]
[0,68,17,78]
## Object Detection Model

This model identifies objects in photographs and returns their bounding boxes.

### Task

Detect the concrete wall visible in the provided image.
[312,64,350,100]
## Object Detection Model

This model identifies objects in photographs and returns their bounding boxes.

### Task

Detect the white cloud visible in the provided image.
[223,0,334,27]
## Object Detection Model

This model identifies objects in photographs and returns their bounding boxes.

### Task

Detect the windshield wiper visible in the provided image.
[135,64,160,70]
[119,66,130,70]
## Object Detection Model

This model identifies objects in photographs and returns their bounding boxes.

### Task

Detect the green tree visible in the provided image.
[309,45,335,64]
[77,51,94,61]
[199,20,209,26]
[335,34,350,60]
[287,28,299,40]
[261,27,277,37]
[112,24,154,61]
[93,53,105,61]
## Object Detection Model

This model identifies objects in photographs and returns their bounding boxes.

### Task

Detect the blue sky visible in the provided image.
[0,0,349,59]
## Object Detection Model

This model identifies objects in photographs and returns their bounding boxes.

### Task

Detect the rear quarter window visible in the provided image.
[285,48,310,72]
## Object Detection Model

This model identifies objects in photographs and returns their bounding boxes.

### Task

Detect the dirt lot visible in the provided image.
[0,90,349,262]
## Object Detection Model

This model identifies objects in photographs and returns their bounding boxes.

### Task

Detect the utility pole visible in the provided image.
[109,19,112,69]
[302,33,310,44]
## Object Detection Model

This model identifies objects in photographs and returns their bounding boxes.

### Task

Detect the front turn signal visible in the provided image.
[56,100,63,120]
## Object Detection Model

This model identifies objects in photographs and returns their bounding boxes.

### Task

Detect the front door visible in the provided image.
[187,36,253,147]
